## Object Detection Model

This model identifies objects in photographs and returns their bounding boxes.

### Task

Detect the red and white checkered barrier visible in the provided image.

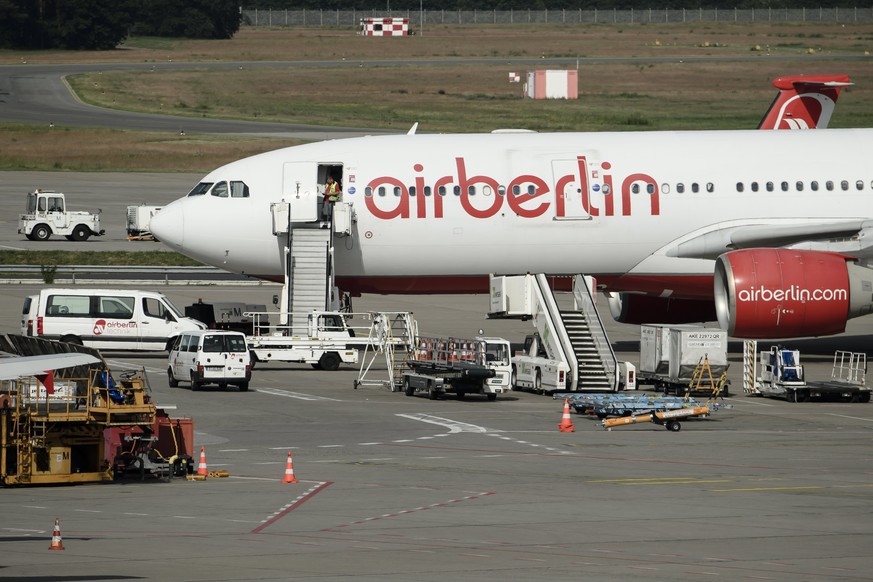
[360,17,409,36]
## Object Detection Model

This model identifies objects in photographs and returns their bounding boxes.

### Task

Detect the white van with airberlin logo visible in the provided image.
[23,288,205,351]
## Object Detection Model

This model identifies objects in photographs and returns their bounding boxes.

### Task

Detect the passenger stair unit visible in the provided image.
[272,189,354,334]
[489,274,619,392]
[285,228,330,333]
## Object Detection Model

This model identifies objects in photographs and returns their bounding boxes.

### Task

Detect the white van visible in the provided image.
[23,288,205,351]
[168,330,251,391]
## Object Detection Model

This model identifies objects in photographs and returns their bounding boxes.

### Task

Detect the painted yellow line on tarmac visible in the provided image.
[588,477,732,485]
[711,485,823,492]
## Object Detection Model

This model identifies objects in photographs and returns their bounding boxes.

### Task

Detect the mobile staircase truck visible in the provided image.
[245,310,359,370]
[753,345,871,402]
[18,189,105,242]
[399,336,512,401]
[246,310,416,371]
[638,324,729,395]
[488,274,621,393]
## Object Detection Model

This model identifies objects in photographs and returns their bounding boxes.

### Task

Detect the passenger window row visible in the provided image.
[366,184,542,197]
[660,182,715,195]
[735,179,869,193]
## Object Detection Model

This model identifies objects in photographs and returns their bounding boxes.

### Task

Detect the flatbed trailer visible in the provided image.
[564,392,704,419]
[757,348,871,402]
[401,336,511,401]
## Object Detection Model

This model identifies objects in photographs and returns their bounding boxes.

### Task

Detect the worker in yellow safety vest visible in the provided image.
[322,176,341,222]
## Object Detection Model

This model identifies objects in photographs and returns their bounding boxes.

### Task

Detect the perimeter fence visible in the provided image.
[243,7,873,26]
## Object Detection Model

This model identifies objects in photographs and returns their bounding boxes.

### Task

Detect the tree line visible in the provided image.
[0,0,241,50]
[0,0,866,50]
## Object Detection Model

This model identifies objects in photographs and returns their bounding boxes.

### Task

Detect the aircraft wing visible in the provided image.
[0,353,101,380]
[667,219,871,260]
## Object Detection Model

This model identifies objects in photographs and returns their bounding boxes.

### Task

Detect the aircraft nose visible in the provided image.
[150,201,184,250]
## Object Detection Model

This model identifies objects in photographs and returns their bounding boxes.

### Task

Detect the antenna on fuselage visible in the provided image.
[407,122,419,135]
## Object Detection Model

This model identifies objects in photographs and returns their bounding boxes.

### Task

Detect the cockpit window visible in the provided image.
[211,182,229,198]
[230,181,249,198]
[187,182,213,197]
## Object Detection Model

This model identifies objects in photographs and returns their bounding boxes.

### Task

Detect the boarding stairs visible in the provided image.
[285,227,331,334]
[273,191,356,334]
[562,275,616,390]
[354,312,419,391]
[489,273,619,391]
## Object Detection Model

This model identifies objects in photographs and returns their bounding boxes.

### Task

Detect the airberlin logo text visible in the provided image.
[737,285,848,303]
[93,319,137,335]
[363,156,660,220]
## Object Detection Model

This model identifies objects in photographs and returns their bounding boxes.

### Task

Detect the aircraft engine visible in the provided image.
[714,248,873,338]
[607,293,716,325]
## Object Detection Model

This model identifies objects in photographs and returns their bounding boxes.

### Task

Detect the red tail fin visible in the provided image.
[758,75,851,130]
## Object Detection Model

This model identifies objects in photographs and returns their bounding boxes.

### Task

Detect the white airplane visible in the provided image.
[151,76,873,341]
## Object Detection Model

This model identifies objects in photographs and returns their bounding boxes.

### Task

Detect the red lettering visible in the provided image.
[621,174,661,216]
[507,174,550,218]
[360,155,660,221]
[414,174,427,219]
[365,176,409,219]
[577,156,596,216]
[456,158,503,219]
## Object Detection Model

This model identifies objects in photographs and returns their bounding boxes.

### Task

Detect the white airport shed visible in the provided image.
[524,70,579,100]
[360,17,410,36]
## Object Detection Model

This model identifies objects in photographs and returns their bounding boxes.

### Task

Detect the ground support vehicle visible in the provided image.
[126,204,162,241]
[757,347,870,402]
[0,334,195,485]
[400,336,511,401]
[247,310,415,371]
[565,392,704,419]
[638,325,729,395]
[490,274,621,392]
[168,330,252,392]
[18,189,104,242]
[23,288,205,351]
[511,333,572,393]
[245,310,359,370]
[247,337,357,371]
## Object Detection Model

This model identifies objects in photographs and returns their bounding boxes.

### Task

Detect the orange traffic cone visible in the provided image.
[281,451,298,484]
[48,518,64,551]
[197,446,208,476]
[558,398,575,433]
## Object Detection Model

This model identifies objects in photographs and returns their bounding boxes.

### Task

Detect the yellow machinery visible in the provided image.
[1,365,156,486]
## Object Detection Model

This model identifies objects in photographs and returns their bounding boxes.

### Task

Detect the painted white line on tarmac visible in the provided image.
[397,413,490,433]
[257,388,341,401]
[827,413,873,422]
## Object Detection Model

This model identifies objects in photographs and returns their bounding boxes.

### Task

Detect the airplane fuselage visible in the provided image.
[152,129,873,299]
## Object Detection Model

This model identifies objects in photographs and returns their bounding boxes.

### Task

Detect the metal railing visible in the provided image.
[0,265,263,285]
[243,7,873,27]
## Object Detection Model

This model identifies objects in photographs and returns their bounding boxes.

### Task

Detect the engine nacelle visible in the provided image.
[607,293,716,325]
[714,249,873,338]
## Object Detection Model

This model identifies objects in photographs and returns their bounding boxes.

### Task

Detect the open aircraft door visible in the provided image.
[551,159,591,221]
[282,162,319,223]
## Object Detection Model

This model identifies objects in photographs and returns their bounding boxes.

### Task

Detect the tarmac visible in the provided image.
[1,274,873,580]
